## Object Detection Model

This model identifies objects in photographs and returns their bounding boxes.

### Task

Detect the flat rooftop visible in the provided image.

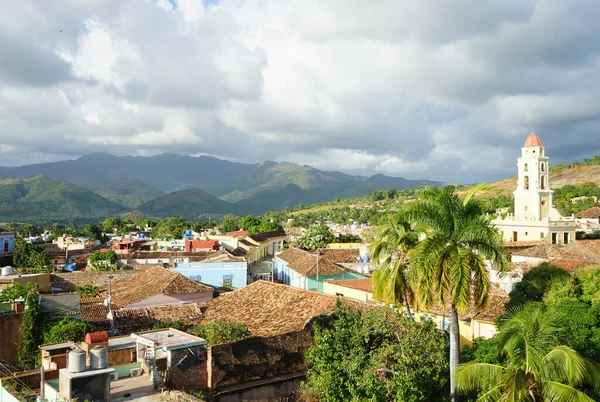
[59,367,116,379]
[108,336,136,351]
[40,342,75,351]
[131,328,206,351]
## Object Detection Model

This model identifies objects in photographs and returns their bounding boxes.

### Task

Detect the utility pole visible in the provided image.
[316,248,320,291]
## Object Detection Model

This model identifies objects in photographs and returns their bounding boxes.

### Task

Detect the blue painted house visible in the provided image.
[0,231,15,255]
[174,258,248,289]
[275,248,366,292]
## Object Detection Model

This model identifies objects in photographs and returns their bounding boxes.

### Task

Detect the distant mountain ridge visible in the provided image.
[0,175,125,222]
[0,153,444,220]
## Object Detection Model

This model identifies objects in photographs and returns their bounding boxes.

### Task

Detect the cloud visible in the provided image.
[0,0,600,183]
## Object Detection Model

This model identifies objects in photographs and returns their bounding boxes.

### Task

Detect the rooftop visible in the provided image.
[107,267,214,307]
[326,278,372,293]
[132,328,206,350]
[226,230,247,237]
[524,132,543,147]
[248,230,286,243]
[200,281,337,336]
[575,207,600,219]
[277,248,345,276]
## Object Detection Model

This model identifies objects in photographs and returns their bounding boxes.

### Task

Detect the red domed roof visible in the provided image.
[524,133,543,147]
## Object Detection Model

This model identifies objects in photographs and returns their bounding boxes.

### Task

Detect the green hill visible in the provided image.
[136,188,235,220]
[0,175,125,222]
[97,178,164,208]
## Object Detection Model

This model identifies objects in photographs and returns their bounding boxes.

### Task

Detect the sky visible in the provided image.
[1,0,600,182]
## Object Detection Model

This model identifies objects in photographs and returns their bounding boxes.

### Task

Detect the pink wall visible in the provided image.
[123,292,213,309]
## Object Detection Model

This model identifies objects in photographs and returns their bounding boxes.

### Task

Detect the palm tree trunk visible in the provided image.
[450,303,460,402]
[403,291,413,319]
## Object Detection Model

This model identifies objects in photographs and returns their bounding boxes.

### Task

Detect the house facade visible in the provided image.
[0,231,15,255]
[174,261,248,289]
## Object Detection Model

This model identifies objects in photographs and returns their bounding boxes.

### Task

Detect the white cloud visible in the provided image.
[0,0,600,182]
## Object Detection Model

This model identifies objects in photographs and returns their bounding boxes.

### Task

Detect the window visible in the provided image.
[533,150,536,154]
[524,206,528,212]
[222,274,233,288]
[540,233,544,240]
[541,163,546,172]
[438,319,451,331]
[541,200,547,206]
[541,175,546,189]
[524,176,530,190]
[3,240,7,253]
[189,274,202,282]
[524,163,528,172]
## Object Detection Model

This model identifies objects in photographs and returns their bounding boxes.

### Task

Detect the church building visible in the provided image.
[492,133,577,244]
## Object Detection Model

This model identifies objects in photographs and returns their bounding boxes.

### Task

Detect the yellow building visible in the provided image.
[323,278,508,347]
[492,133,577,244]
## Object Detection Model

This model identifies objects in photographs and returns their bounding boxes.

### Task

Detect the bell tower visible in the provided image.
[513,133,553,220]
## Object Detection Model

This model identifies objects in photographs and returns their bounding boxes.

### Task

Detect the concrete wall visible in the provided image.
[215,377,304,402]
[0,314,23,364]
[174,263,247,289]
[0,380,20,402]
[322,281,372,303]
[307,272,366,292]
[40,293,81,317]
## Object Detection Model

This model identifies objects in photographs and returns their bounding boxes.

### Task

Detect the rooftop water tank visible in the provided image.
[184,230,192,237]
[1,266,12,276]
[90,346,108,370]
[68,348,87,373]
[85,331,109,344]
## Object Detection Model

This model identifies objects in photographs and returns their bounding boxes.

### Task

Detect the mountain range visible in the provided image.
[0,153,442,222]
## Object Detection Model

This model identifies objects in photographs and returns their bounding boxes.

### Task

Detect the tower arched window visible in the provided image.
[541,163,545,172]
[524,163,529,172]
[524,176,530,190]
[541,175,546,189]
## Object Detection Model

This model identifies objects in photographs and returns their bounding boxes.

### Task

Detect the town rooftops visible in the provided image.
[132,328,206,350]
[226,230,247,237]
[248,230,286,243]
[107,267,214,307]
[326,278,372,293]
[277,247,345,276]
[575,207,600,219]
[200,280,337,337]
[51,270,142,292]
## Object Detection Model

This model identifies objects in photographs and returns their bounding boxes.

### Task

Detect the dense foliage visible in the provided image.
[18,291,43,369]
[457,303,600,401]
[75,284,101,298]
[0,283,36,302]
[44,317,95,344]
[12,237,52,273]
[303,304,449,402]
[506,263,570,309]
[295,225,335,249]
[188,321,250,347]
[553,182,600,215]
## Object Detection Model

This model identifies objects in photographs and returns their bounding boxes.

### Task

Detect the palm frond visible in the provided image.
[456,362,504,392]
[542,380,597,402]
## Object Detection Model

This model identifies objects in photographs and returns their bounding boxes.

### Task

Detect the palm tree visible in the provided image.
[456,303,600,401]
[404,185,509,402]
[370,216,419,316]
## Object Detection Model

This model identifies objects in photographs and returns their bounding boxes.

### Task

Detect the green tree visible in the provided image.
[303,303,449,402]
[19,223,35,238]
[404,185,509,402]
[18,291,43,369]
[82,223,103,241]
[0,282,36,302]
[544,264,600,306]
[44,317,95,344]
[506,263,570,309]
[188,321,250,347]
[12,237,52,273]
[456,303,600,401]
[295,225,334,250]
[219,215,241,234]
[240,215,261,231]
[75,284,101,298]
[370,216,419,315]
[100,217,122,233]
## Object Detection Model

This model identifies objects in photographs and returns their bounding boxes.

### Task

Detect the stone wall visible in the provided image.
[165,346,209,392]
[0,313,23,364]
[208,330,314,391]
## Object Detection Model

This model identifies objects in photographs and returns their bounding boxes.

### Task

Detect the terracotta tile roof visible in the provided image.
[503,241,544,249]
[577,239,600,257]
[80,303,111,323]
[319,248,360,263]
[423,284,510,324]
[199,281,337,336]
[108,267,213,307]
[326,278,372,293]
[80,297,105,304]
[575,207,600,219]
[248,230,286,243]
[113,304,203,333]
[514,242,599,263]
[51,270,142,292]
[226,230,247,237]
[277,248,345,276]
[547,259,589,273]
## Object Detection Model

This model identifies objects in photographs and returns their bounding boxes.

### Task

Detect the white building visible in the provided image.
[492,133,577,244]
